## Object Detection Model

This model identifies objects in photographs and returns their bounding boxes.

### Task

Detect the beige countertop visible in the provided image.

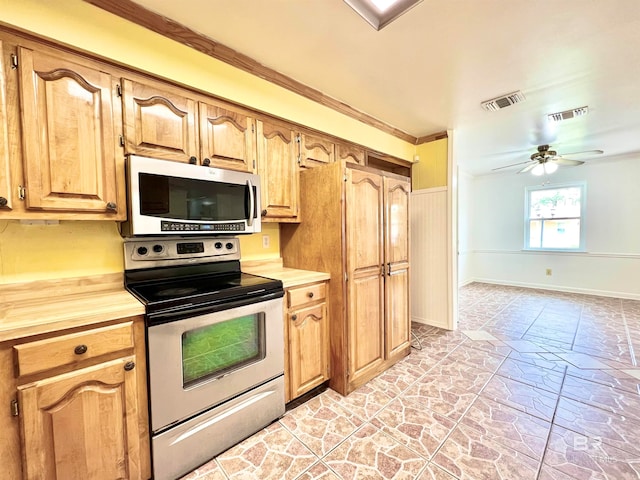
[0,273,144,343]
[1,260,329,342]
[241,259,330,288]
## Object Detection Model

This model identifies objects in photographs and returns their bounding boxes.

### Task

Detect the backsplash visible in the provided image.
[0,220,280,284]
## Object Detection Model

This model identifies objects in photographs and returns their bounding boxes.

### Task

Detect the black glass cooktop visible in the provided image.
[125,261,283,321]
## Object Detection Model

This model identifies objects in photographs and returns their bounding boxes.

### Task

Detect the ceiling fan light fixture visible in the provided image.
[531,161,558,176]
[343,0,423,30]
[531,163,545,176]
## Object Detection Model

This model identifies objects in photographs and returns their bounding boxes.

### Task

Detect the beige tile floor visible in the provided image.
[180,283,640,479]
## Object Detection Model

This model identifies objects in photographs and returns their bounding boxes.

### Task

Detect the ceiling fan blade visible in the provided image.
[560,149,604,157]
[491,160,533,171]
[552,158,585,166]
[518,163,539,174]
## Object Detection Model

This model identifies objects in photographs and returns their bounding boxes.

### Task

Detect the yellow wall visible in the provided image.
[0,220,124,283]
[0,220,281,284]
[412,138,448,190]
[0,0,416,284]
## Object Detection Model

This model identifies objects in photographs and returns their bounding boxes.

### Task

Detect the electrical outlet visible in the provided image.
[546,268,552,276]
[262,235,270,249]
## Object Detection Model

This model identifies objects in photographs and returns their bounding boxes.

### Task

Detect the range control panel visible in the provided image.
[124,237,240,270]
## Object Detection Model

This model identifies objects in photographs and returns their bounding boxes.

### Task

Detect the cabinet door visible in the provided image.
[336,143,365,166]
[17,47,122,216]
[18,356,141,480]
[346,169,385,386]
[199,102,255,172]
[256,119,298,220]
[122,78,198,162]
[0,40,11,211]
[288,302,329,399]
[384,176,411,359]
[299,133,334,168]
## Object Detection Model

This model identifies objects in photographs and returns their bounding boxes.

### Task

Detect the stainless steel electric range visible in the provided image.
[124,236,285,480]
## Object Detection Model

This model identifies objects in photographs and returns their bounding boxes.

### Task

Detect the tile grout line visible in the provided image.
[535,361,569,480]
[620,297,638,368]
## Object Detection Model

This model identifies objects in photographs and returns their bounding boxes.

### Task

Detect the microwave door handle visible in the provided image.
[246,179,255,227]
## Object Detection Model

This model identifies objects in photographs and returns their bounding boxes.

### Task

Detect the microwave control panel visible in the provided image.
[160,221,246,233]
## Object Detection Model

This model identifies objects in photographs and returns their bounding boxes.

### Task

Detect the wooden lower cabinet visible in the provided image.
[0,317,150,480]
[284,281,329,402]
[18,357,141,480]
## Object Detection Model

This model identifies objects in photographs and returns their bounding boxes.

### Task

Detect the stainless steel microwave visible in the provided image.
[120,155,261,237]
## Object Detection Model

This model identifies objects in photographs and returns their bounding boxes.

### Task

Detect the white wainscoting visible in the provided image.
[411,188,451,328]
[470,249,640,299]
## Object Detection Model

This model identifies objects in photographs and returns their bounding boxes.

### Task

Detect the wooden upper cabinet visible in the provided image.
[18,356,142,480]
[336,142,365,166]
[0,40,11,212]
[384,176,411,359]
[199,102,256,172]
[17,46,123,217]
[299,133,334,168]
[122,78,198,163]
[256,119,299,221]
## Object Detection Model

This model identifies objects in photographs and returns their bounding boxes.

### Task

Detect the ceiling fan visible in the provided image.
[492,144,604,175]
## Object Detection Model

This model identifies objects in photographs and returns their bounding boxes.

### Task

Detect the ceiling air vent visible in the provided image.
[480,91,526,111]
[547,106,589,122]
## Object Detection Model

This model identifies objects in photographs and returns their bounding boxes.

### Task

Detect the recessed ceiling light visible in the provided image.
[344,0,423,30]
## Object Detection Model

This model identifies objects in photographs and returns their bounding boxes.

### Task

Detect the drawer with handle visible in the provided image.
[13,321,134,378]
[287,282,327,309]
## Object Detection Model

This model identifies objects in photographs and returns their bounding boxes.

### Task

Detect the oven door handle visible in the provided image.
[246,179,255,227]
[147,289,284,325]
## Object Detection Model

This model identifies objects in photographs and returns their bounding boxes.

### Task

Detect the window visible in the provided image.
[525,183,586,251]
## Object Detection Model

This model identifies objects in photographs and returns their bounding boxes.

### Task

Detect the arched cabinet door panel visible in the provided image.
[17,356,142,480]
[18,46,123,217]
[122,78,198,163]
[256,119,299,221]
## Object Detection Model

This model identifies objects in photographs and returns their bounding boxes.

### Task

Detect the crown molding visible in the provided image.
[84,0,418,144]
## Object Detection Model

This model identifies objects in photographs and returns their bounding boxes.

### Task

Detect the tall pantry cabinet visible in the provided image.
[281,161,411,395]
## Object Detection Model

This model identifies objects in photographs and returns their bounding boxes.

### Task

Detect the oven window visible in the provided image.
[138,173,256,221]
[181,314,265,388]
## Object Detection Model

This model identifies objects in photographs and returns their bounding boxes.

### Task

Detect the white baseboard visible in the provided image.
[470,277,640,301]
[411,315,449,329]
[458,278,474,288]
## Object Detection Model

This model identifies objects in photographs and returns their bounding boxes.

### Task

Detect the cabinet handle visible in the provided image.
[307,292,314,298]
[106,202,117,211]
[0,197,7,207]
[261,209,267,217]
[124,361,136,371]
[74,344,88,355]
[203,158,211,166]
[291,314,298,321]
[189,156,198,165]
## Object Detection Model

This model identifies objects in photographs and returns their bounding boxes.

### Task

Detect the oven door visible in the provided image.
[147,295,283,432]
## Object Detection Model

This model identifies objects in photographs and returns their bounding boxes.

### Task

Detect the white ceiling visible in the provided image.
[131,0,640,175]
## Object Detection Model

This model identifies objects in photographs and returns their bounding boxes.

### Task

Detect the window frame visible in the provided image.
[524,182,587,252]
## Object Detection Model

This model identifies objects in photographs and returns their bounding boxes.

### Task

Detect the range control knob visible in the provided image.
[152,244,163,253]
[225,242,234,250]
[137,246,148,256]
[214,242,223,249]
